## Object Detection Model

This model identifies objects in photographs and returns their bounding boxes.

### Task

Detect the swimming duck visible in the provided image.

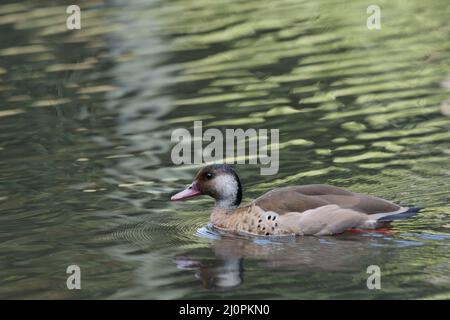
[171,164,418,236]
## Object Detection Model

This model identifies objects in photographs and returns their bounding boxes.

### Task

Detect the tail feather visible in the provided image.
[377,207,421,222]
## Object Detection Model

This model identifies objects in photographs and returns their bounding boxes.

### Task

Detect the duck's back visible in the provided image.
[253,184,401,215]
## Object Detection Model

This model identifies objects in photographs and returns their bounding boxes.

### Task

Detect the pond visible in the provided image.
[0,0,449,299]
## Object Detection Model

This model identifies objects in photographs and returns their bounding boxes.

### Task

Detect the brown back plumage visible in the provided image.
[254,184,401,215]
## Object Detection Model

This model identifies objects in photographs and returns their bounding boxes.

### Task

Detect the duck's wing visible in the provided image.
[276,205,370,235]
[242,203,373,236]
[253,184,402,215]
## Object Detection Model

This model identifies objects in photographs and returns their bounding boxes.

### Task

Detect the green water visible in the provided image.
[0,0,449,299]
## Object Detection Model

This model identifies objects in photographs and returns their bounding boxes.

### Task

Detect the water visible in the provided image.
[0,0,449,299]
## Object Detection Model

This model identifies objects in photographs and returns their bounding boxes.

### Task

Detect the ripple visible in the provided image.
[170,215,211,243]
[195,225,221,240]
[97,221,154,243]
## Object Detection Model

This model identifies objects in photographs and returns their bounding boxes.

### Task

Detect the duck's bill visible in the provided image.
[171,183,201,201]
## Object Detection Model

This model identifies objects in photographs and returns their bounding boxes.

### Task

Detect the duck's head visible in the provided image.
[171,164,242,209]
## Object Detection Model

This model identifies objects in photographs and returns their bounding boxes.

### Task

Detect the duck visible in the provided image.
[170,164,419,236]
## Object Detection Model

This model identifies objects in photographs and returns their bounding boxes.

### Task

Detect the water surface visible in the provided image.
[0,0,449,299]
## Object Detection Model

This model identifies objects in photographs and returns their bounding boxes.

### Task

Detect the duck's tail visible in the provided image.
[375,207,421,222]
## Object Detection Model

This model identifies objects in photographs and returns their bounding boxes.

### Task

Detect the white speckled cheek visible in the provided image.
[214,175,238,199]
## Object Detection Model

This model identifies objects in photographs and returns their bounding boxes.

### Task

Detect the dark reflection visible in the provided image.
[176,252,243,291]
[175,231,400,291]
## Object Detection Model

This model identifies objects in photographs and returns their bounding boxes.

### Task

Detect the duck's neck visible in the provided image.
[215,199,239,209]
[213,173,242,210]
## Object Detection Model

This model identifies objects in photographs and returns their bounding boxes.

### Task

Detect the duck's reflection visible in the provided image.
[176,254,243,290]
[175,231,396,291]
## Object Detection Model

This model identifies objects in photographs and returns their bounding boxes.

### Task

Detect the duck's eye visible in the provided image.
[205,172,213,180]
